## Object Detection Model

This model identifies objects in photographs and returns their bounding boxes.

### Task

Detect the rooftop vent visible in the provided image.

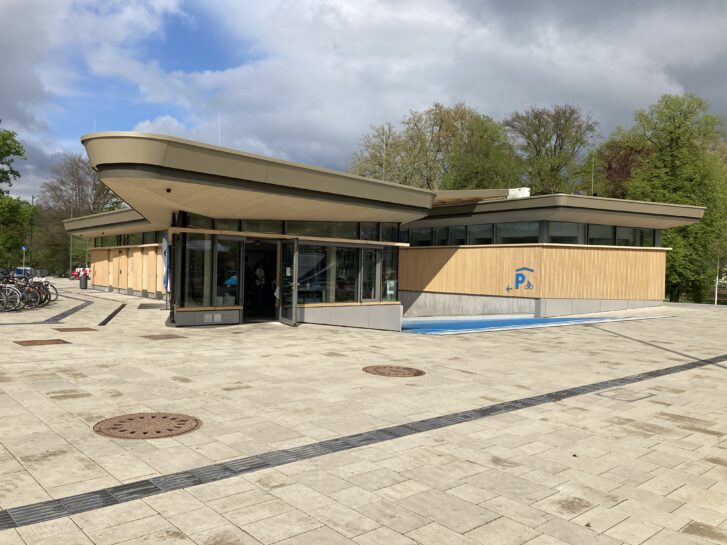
[507,187,530,199]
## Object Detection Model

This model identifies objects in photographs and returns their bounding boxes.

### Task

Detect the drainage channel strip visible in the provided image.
[1,351,726,530]
[98,304,126,326]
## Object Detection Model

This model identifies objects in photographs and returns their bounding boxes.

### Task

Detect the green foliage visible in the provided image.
[352,103,484,189]
[0,120,26,193]
[503,105,598,194]
[441,115,522,190]
[0,194,32,268]
[625,94,727,301]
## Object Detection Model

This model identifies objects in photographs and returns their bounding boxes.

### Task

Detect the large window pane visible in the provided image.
[215,237,241,306]
[448,225,466,245]
[433,227,449,246]
[467,224,493,245]
[616,227,636,246]
[588,224,615,245]
[410,228,433,246]
[639,228,655,247]
[187,213,213,229]
[380,223,398,242]
[548,222,581,244]
[297,245,360,303]
[285,221,360,239]
[334,247,359,302]
[182,233,213,307]
[128,233,143,245]
[298,246,329,303]
[382,247,398,301]
[241,220,283,234]
[215,219,241,231]
[360,223,378,241]
[362,248,379,300]
[496,222,540,244]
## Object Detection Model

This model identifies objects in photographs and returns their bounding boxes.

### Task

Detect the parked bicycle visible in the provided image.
[0,269,59,312]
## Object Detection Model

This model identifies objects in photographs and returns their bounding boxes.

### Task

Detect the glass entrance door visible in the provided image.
[279,239,298,325]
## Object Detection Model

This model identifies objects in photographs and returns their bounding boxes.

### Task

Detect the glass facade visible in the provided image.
[548,222,582,244]
[177,213,400,242]
[433,227,449,246]
[182,233,213,307]
[94,231,165,247]
[402,221,661,248]
[215,236,241,306]
[242,220,283,234]
[639,228,655,247]
[467,224,493,245]
[362,248,379,300]
[496,222,539,244]
[296,245,363,304]
[382,247,398,301]
[588,224,615,245]
[449,225,466,245]
[410,228,433,247]
[616,227,637,246]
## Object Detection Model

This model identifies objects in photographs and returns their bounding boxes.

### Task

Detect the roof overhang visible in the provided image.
[405,193,705,229]
[63,208,159,237]
[73,132,434,235]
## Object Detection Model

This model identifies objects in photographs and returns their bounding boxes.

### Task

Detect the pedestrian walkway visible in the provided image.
[1,282,726,544]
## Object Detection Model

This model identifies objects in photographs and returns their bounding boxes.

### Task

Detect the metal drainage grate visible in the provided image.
[93,413,202,439]
[53,327,97,332]
[141,334,186,340]
[363,365,425,377]
[13,339,70,346]
[138,303,166,309]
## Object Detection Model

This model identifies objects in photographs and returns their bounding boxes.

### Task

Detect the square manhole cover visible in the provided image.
[14,339,70,346]
[597,388,654,402]
[141,334,186,340]
[53,327,97,332]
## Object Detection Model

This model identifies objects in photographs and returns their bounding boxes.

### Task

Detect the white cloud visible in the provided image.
[3,0,727,199]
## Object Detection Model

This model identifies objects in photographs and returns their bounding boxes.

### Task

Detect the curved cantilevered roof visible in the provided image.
[405,193,705,229]
[77,132,435,232]
[65,132,704,236]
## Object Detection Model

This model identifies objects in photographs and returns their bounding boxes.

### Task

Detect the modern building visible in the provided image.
[64,132,704,331]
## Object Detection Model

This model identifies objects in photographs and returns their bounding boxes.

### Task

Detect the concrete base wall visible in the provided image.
[535,298,663,318]
[90,284,164,300]
[173,309,242,326]
[400,291,535,317]
[297,304,402,331]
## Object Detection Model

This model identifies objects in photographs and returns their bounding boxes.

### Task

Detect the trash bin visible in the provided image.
[79,274,88,289]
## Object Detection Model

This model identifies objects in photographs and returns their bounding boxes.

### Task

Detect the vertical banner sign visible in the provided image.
[162,237,170,291]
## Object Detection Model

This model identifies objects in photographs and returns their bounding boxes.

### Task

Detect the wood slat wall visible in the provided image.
[399,245,667,301]
[90,244,166,294]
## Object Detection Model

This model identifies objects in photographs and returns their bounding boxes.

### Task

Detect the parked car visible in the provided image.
[15,267,34,278]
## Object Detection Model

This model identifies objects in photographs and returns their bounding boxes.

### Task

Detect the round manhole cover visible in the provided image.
[363,365,425,377]
[93,413,202,439]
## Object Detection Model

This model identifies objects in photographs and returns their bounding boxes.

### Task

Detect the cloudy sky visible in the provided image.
[2,0,727,200]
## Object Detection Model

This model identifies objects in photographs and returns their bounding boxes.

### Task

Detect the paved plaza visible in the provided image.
[1,280,727,544]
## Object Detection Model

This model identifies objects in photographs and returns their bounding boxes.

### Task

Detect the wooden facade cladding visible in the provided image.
[399,244,667,301]
[89,244,166,294]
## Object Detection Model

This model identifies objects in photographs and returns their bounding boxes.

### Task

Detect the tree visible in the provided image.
[503,105,598,194]
[351,102,480,189]
[442,114,522,190]
[0,194,32,267]
[34,154,122,274]
[0,120,25,193]
[625,94,727,302]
